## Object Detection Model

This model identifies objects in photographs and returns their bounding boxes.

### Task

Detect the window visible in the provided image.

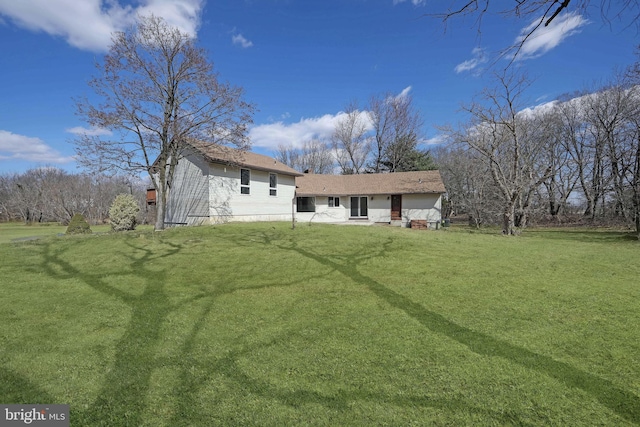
[328,196,340,207]
[350,196,368,218]
[240,168,250,194]
[296,197,316,212]
[269,173,277,196]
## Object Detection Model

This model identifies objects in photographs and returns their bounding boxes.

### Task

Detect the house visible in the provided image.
[163,142,446,228]
[295,171,446,228]
[164,141,303,226]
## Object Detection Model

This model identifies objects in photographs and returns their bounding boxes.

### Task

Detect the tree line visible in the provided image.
[0,168,147,225]
[435,65,640,237]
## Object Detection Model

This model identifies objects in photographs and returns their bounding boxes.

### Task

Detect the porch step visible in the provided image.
[410,220,428,230]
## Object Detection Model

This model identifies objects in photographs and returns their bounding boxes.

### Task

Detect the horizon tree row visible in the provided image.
[436,65,640,238]
[0,168,147,225]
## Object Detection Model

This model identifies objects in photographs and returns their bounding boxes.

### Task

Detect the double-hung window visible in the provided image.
[269,173,277,196]
[240,168,250,194]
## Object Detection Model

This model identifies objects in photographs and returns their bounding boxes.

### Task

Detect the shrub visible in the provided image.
[109,194,140,232]
[66,214,92,235]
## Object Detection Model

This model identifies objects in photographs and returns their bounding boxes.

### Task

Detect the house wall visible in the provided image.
[296,193,442,227]
[208,162,296,223]
[295,196,348,223]
[165,152,210,226]
[368,196,392,223]
[401,193,442,227]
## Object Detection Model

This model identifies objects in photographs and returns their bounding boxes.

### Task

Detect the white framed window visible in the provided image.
[269,173,277,196]
[328,196,340,207]
[240,168,250,194]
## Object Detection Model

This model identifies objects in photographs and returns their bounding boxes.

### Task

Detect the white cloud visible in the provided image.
[518,100,559,119]
[66,126,112,136]
[0,0,203,52]
[515,12,588,60]
[396,86,412,100]
[250,115,342,150]
[232,33,253,48]
[0,130,74,163]
[251,86,413,150]
[454,47,487,74]
[250,112,373,150]
[423,134,446,145]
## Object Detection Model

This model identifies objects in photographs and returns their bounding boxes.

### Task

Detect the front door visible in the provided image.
[391,195,402,220]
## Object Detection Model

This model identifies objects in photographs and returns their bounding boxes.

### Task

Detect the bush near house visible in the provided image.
[109,194,140,232]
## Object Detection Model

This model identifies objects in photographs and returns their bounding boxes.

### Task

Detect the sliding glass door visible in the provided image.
[350,196,368,218]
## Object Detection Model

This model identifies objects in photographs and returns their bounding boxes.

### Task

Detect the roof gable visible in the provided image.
[295,171,446,196]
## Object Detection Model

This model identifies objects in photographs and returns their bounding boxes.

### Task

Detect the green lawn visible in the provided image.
[0,222,639,426]
[0,222,119,244]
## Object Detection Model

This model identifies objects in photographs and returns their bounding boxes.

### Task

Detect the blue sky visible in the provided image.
[0,0,638,174]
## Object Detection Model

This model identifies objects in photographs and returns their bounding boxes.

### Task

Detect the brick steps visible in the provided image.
[410,220,428,230]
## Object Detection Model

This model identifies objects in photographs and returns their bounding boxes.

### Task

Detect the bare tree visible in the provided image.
[448,72,554,234]
[276,139,334,174]
[540,114,579,220]
[584,80,638,219]
[434,144,498,227]
[74,15,254,230]
[0,168,143,225]
[0,174,10,221]
[332,102,371,174]
[625,64,640,238]
[368,94,394,173]
[367,91,424,172]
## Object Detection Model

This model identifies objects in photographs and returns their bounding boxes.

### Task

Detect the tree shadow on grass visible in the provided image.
[31,232,353,425]
[20,227,640,425]
[239,228,640,425]
[199,229,535,424]
[35,237,184,426]
[0,366,57,404]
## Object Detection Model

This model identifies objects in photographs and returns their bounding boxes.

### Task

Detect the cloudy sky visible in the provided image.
[0,0,637,173]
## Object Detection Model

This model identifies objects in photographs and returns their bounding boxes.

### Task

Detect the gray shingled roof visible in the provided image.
[187,140,303,176]
[295,171,446,196]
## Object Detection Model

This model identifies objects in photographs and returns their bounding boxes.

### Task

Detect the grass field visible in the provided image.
[0,222,123,244]
[0,222,639,425]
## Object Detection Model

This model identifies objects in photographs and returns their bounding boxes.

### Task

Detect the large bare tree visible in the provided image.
[74,15,254,230]
[332,102,371,174]
[367,91,424,173]
[275,139,335,174]
[447,72,554,234]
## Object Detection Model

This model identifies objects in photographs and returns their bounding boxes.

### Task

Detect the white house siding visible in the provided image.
[295,196,348,223]
[165,152,210,226]
[367,196,391,223]
[208,162,296,223]
[401,193,442,227]
[296,193,442,227]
